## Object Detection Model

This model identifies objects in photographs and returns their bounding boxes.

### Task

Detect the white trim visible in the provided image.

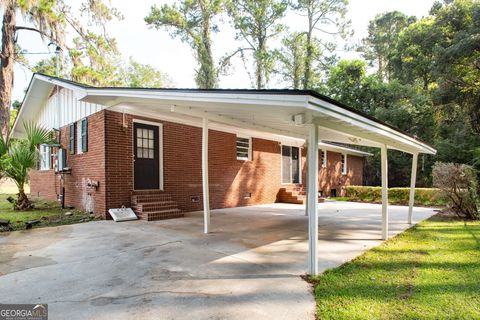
[280,144,302,185]
[310,101,436,155]
[307,123,319,275]
[408,153,418,225]
[236,135,252,161]
[318,142,372,157]
[107,109,371,157]
[132,119,164,191]
[202,118,210,233]
[381,145,389,240]
[14,74,436,156]
[39,144,51,171]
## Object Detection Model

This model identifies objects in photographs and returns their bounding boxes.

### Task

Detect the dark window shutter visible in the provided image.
[69,123,75,154]
[81,118,88,152]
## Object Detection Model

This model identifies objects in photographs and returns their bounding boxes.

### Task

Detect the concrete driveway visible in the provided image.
[0,201,436,320]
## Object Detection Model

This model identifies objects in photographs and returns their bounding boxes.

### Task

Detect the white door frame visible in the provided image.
[280,144,303,184]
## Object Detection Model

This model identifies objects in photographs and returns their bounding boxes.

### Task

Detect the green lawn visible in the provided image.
[0,194,96,231]
[308,214,480,320]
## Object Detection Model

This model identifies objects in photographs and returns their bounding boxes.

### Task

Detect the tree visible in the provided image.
[275,33,306,89]
[324,59,435,186]
[120,58,173,88]
[361,11,415,81]
[294,0,350,89]
[431,0,480,135]
[390,17,439,91]
[227,0,288,89]
[145,0,223,89]
[0,122,53,210]
[0,0,63,137]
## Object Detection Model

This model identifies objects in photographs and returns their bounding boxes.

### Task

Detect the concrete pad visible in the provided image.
[0,201,436,319]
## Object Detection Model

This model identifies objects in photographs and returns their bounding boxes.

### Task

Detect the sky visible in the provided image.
[12,0,436,101]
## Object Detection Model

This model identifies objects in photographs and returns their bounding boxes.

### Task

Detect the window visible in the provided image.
[39,144,51,170]
[236,136,251,160]
[321,150,327,168]
[341,154,347,175]
[81,118,88,152]
[56,148,67,172]
[76,118,88,154]
[136,127,155,159]
[69,123,75,154]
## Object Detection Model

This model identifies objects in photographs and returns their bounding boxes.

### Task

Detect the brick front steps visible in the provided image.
[277,185,325,204]
[131,191,184,221]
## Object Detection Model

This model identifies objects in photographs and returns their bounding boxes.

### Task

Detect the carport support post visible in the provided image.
[307,123,319,275]
[202,118,210,234]
[381,144,389,240]
[408,153,418,225]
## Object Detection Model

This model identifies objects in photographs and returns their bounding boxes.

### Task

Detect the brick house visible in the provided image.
[13,73,436,274]
[14,74,371,220]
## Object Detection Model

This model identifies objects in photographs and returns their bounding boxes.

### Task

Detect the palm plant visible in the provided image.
[0,122,53,210]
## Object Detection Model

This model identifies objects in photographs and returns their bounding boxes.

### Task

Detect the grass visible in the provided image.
[0,193,97,231]
[330,197,350,201]
[308,214,480,320]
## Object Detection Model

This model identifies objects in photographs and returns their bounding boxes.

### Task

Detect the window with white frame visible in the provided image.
[236,136,251,160]
[321,150,327,168]
[341,154,347,175]
[39,144,51,170]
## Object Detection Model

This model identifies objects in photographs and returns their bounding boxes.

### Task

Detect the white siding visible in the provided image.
[36,88,105,129]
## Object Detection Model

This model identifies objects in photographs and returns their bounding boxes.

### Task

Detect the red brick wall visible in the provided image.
[30,109,364,216]
[29,111,107,215]
[103,111,284,212]
[29,170,57,201]
[319,151,363,197]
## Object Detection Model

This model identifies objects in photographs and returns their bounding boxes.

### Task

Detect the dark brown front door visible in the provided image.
[134,122,159,190]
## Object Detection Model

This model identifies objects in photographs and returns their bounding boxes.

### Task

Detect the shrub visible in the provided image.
[432,162,479,220]
[345,186,448,206]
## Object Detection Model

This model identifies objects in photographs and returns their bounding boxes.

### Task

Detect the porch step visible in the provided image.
[137,209,184,221]
[132,201,179,213]
[276,186,325,205]
[131,191,183,221]
[132,193,173,205]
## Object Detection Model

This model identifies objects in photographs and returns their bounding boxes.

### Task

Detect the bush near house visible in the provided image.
[432,162,479,220]
[344,186,448,206]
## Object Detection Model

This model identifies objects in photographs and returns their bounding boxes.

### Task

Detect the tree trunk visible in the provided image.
[303,15,313,90]
[16,186,33,210]
[0,1,16,138]
[256,39,265,89]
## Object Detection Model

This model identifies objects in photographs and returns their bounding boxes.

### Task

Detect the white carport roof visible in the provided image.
[12,73,436,155]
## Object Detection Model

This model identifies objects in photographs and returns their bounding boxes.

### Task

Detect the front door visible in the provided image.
[282,145,300,184]
[134,122,159,190]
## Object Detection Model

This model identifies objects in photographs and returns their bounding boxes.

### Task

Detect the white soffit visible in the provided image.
[14,74,436,155]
